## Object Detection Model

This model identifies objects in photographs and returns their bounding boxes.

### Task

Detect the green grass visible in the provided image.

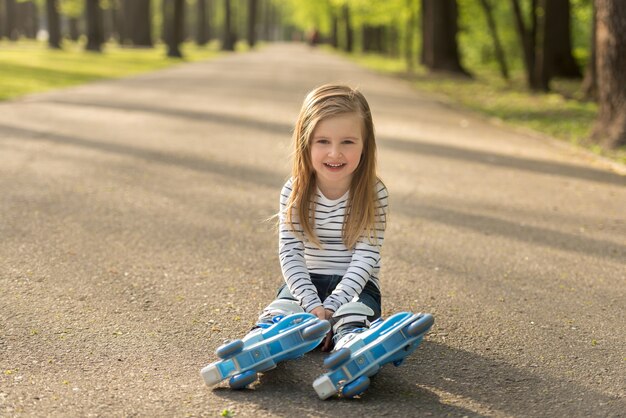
[345,51,626,165]
[0,39,225,101]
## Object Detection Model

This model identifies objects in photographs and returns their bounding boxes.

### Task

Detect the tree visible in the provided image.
[85,0,104,52]
[582,1,597,100]
[330,9,338,48]
[17,0,38,39]
[513,0,581,91]
[131,0,152,47]
[247,0,257,47]
[590,0,626,149]
[477,0,508,79]
[222,0,235,50]
[167,0,185,57]
[196,0,208,46]
[46,0,61,49]
[5,0,17,40]
[534,0,553,90]
[342,4,353,52]
[61,0,83,42]
[550,0,582,78]
[404,0,417,72]
[511,0,539,88]
[421,0,469,75]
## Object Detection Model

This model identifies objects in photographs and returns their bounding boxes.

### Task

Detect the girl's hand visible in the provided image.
[321,309,335,352]
[311,306,326,321]
[311,308,335,351]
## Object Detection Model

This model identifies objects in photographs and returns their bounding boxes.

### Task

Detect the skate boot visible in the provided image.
[201,299,330,389]
[313,308,434,399]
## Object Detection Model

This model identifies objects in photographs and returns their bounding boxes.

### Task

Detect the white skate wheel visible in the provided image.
[200,364,222,386]
[313,375,337,400]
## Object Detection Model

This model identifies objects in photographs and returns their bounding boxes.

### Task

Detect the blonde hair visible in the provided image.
[285,84,384,249]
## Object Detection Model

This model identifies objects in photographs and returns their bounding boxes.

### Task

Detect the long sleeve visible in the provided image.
[322,183,388,312]
[278,180,323,312]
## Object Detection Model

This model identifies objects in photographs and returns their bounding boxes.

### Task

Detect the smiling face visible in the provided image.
[310,112,364,198]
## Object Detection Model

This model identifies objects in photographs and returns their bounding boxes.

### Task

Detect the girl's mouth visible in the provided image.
[324,162,345,169]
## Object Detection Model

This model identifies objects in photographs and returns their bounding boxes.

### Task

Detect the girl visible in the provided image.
[256,84,388,352]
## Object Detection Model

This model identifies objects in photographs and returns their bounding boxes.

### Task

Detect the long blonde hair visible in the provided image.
[285,84,384,249]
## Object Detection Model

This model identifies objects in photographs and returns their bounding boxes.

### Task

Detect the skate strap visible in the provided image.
[332,315,370,334]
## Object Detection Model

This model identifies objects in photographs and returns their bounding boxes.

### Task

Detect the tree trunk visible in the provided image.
[162,0,171,45]
[511,0,538,88]
[109,0,119,43]
[196,0,208,46]
[131,0,152,47]
[342,4,353,52]
[0,0,4,40]
[362,25,371,52]
[388,22,399,57]
[247,0,257,47]
[46,0,61,49]
[550,0,581,78]
[19,1,37,39]
[263,0,273,41]
[590,0,626,149]
[330,10,338,48]
[405,0,416,72]
[534,0,553,91]
[421,0,469,75]
[85,0,103,52]
[167,0,184,57]
[68,17,80,41]
[117,0,129,44]
[5,0,17,40]
[582,2,597,100]
[222,0,235,50]
[478,0,508,80]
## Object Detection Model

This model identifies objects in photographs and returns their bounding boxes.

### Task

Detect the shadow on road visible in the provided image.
[0,123,285,190]
[42,98,293,136]
[209,342,621,417]
[2,122,624,264]
[381,136,625,187]
[16,96,626,187]
[392,200,626,264]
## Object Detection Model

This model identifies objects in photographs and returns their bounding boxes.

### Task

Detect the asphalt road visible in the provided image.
[1,43,625,417]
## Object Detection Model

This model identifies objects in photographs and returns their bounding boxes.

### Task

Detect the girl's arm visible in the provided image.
[279,180,323,313]
[322,183,388,312]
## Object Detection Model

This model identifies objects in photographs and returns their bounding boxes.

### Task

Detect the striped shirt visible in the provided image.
[278,178,388,312]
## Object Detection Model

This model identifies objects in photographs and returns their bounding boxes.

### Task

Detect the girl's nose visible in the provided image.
[329,145,342,158]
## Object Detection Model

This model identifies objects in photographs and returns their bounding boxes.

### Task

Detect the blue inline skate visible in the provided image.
[313,311,434,399]
[201,300,330,389]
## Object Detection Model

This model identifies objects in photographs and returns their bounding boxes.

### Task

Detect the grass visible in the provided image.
[344,51,626,165]
[0,39,225,101]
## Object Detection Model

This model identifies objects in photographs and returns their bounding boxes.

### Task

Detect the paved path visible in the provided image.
[1,43,624,417]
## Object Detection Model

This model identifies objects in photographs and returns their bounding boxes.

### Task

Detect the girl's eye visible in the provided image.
[317,139,329,144]
[343,140,355,144]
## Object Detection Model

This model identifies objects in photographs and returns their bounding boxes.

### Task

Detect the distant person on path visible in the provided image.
[308,28,320,47]
[255,84,388,351]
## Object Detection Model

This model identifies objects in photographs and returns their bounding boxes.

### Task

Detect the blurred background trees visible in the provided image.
[0,0,623,148]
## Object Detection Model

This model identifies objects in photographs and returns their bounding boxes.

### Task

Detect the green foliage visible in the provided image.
[457,0,524,73]
[343,50,625,164]
[60,0,83,18]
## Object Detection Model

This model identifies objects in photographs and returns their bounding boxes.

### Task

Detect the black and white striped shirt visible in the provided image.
[278,178,388,312]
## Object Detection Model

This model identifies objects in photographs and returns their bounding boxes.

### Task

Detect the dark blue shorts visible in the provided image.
[276,273,381,321]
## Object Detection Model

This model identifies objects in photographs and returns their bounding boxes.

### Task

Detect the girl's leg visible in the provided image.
[254,284,302,328]
[330,281,382,347]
